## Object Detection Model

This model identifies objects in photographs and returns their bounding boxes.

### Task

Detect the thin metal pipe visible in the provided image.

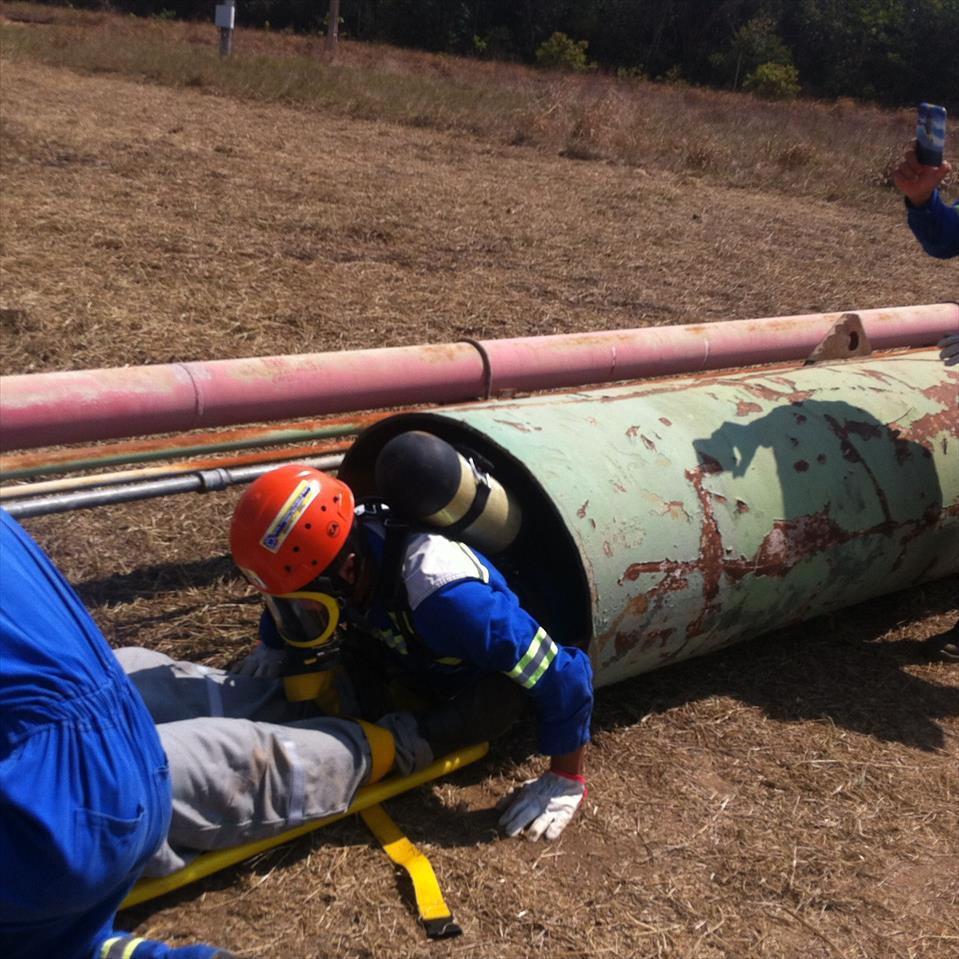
[0,440,353,501]
[0,410,395,481]
[3,453,344,519]
[3,304,955,452]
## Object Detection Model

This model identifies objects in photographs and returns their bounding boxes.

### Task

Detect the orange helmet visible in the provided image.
[230,465,355,594]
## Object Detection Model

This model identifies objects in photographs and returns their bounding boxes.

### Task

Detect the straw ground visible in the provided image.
[1,8,957,959]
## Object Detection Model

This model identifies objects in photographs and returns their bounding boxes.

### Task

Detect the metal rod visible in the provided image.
[0,411,394,481]
[0,441,352,501]
[3,454,344,519]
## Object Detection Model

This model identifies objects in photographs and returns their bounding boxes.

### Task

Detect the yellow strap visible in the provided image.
[355,720,396,785]
[121,742,489,909]
[360,803,460,937]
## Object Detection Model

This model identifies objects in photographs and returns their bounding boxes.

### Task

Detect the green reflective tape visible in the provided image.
[381,620,409,655]
[100,937,145,959]
[505,628,557,689]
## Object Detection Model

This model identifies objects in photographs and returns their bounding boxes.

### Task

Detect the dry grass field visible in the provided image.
[1,5,957,959]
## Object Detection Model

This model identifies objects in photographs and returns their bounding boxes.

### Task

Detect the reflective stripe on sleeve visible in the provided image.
[457,544,490,584]
[99,937,145,959]
[379,620,409,655]
[503,627,557,689]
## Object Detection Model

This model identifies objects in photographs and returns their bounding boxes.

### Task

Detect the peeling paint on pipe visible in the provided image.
[2,304,956,452]
[342,351,959,686]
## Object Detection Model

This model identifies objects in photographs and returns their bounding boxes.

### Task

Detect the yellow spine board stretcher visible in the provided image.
[122,742,488,936]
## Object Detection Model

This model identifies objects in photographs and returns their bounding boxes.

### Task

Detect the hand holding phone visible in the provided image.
[916,102,947,167]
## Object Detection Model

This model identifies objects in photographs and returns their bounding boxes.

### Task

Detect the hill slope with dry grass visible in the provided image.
[1,8,957,959]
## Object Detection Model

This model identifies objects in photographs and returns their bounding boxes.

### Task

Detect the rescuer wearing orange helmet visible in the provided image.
[229,463,594,841]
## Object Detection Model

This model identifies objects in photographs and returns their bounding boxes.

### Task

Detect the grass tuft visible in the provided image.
[2,2,954,209]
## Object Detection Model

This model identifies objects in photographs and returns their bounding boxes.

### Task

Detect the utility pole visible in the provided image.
[215,0,236,58]
[326,0,340,53]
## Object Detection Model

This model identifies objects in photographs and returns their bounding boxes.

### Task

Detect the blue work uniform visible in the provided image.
[905,190,959,259]
[262,517,593,756]
[0,511,172,959]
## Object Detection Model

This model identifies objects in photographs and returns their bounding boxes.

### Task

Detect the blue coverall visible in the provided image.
[0,512,217,959]
[906,190,959,258]
[261,517,594,758]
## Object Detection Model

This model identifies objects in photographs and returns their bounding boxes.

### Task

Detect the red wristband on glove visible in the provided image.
[549,768,588,797]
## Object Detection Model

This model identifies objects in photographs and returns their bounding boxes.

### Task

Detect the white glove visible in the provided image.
[229,643,286,679]
[497,771,586,841]
[939,333,959,367]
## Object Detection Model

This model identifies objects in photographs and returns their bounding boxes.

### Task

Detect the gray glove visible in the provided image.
[497,771,586,841]
[939,332,959,367]
[375,710,434,776]
[229,643,286,679]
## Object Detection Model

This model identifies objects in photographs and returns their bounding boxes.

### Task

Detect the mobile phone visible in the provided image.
[916,102,947,167]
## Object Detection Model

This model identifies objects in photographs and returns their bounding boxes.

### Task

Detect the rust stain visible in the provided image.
[824,414,895,527]
[894,438,913,465]
[794,460,809,472]
[743,511,846,578]
[577,500,589,519]
[696,452,723,474]
[659,417,673,427]
[920,377,959,407]
[740,382,815,404]
[817,453,827,464]
[899,409,958,446]
[642,628,675,651]
[608,627,677,656]
[621,560,689,586]
[736,400,763,417]
[735,499,749,513]
[626,425,639,438]
[685,464,724,637]
[492,419,538,432]
[845,420,883,441]
[603,541,613,557]
[641,435,656,451]
[629,594,649,615]
[0,409,394,474]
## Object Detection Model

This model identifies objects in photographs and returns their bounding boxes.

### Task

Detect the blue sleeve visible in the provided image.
[258,606,285,649]
[412,579,593,756]
[905,191,959,259]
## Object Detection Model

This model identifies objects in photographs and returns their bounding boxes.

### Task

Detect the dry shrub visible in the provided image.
[2,0,955,211]
[776,141,817,169]
[683,138,729,173]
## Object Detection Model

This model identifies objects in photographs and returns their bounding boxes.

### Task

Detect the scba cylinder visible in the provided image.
[373,430,522,555]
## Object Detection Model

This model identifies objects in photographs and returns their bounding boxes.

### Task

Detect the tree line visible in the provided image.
[68,0,959,107]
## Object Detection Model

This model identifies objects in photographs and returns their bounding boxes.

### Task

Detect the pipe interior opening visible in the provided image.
[339,414,592,652]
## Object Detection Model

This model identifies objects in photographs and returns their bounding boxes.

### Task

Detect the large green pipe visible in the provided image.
[341,352,958,687]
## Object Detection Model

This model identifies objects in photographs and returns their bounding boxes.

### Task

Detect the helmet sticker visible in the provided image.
[261,479,320,553]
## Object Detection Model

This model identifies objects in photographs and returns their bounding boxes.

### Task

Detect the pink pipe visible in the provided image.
[2,304,955,452]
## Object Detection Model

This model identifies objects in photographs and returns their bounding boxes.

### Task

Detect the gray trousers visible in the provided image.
[116,648,376,877]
